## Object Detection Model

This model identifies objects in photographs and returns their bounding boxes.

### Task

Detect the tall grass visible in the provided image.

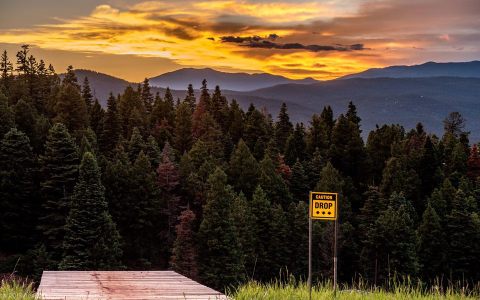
[0,277,37,300]
[231,279,479,299]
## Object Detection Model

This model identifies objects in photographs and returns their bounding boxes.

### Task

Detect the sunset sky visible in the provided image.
[1,0,479,82]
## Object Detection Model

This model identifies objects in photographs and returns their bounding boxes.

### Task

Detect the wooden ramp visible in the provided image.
[37,271,227,300]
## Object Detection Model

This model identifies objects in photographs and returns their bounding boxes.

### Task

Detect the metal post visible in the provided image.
[308,215,312,300]
[333,217,338,297]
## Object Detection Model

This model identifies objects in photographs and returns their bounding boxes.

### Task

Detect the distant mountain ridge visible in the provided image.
[236,77,480,141]
[60,69,132,102]
[148,68,317,91]
[342,61,480,79]
[67,61,480,142]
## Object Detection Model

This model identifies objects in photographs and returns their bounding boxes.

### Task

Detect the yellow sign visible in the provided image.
[310,192,338,220]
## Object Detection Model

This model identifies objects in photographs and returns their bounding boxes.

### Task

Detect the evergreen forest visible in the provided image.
[1,46,480,291]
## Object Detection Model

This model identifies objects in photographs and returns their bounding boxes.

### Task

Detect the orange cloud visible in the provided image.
[0,0,478,82]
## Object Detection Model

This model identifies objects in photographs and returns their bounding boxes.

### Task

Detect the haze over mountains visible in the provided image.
[148,68,318,91]
[68,61,480,141]
[342,61,480,79]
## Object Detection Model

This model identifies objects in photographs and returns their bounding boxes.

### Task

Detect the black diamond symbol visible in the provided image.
[316,211,320,214]
[328,212,331,215]
[322,212,325,215]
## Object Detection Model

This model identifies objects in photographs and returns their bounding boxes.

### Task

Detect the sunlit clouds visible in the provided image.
[1,0,479,82]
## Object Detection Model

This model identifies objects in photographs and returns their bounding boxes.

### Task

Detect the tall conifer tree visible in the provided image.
[171,209,198,279]
[60,152,122,270]
[0,128,38,252]
[39,123,79,260]
[198,168,244,290]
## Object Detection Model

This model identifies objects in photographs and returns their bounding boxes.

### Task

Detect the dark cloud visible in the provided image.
[220,35,365,52]
[164,27,197,40]
[220,35,263,43]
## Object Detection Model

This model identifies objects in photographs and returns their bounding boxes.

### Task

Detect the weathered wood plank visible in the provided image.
[37,271,228,299]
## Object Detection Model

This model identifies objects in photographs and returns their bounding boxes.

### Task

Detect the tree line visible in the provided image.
[1,46,480,291]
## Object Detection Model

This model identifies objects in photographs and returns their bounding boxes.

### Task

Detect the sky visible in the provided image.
[1,0,480,82]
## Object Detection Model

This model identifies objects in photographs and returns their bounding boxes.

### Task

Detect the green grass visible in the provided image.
[1,276,478,300]
[0,279,37,300]
[231,281,479,299]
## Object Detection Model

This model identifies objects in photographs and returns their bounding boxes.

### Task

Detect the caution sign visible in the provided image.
[310,192,338,220]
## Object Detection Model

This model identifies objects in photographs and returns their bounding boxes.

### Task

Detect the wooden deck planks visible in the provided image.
[37,271,228,299]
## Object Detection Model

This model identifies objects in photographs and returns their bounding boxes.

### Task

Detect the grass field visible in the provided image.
[231,281,479,299]
[0,279,37,300]
[2,278,479,299]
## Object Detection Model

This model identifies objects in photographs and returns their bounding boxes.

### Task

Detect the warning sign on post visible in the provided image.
[310,192,338,220]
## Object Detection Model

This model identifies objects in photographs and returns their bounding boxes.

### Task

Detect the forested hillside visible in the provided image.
[1,46,480,291]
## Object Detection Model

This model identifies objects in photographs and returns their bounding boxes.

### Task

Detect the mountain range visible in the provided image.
[341,61,480,79]
[148,68,317,91]
[67,61,480,141]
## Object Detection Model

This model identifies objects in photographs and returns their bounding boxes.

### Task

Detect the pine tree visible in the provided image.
[306,114,328,156]
[274,102,293,151]
[199,79,211,112]
[151,118,173,149]
[287,201,309,278]
[329,113,367,184]
[418,136,440,198]
[228,99,244,145]
[290,160,309,201]
[100,93,121,154]
[81,77,93,113]
[258,154,292,208]
[184,84,196,112]
[54,76,88,133]
[243,104,269,159]
[443,112,466,138]
[210,85,229,130]
[141,78,154,114]
[0,50,13,91]
[145,135,161,167]
[171,209,198,279]
[157,142,181,246]
[0,128,38,252]
[315,162,344,197]
[358,186,386,241]
[230,192,255,273]
[151,92,172,133]
[39,123,79,260]
[268,204,290,278]
[417,202,446,280]
[61,65,80,90]
[248,186,272,281]
[380,157,421,209]
[130,151,162,265]
[304,148,325,189]
[128,127,145,162]
[14,99,36,141]
[0,92,14,137]
[467,144,480,181]
[197,168,244,290]
[320,105,334,141]
[446,188,479,280]
[346,101,361,128]
[366,124,405,183]
[173,101,193,155]
[228,139,259,197]
[60,152,122,270]
[118,85,144,137]
[284,123,306,165]
[90,99,104,137]
[363,195,419,282]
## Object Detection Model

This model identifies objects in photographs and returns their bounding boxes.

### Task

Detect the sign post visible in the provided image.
[308,191,338,299]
